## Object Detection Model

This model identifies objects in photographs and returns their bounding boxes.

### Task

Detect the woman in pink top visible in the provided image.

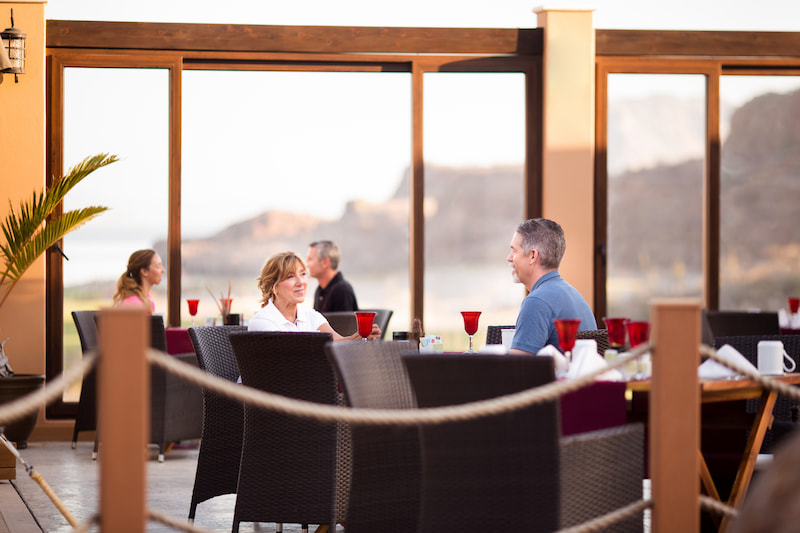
[112,249,165,314]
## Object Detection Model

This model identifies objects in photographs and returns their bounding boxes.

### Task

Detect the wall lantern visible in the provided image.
[0,9,26,83]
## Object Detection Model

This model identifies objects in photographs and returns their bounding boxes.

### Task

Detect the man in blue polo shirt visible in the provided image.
[507,218,596,355]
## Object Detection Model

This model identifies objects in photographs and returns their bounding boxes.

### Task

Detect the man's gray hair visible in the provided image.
[309,240,341,270]
[515,218,565,270]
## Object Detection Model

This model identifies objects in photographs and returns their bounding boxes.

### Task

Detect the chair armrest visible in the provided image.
[559,423,645,530]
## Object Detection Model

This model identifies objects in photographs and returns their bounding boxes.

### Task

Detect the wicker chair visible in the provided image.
[229,331,347,533]
[72,313,203,462]
[323,311,357,336]
[325,340,420,533]
[70,311,100,457]
[403,354,644,533]
[186,325,247,521]
[147,315,205,462]
[577,328,610,354]
[485,324,515,345]
[713,335,800,452]
[706,311,780,339]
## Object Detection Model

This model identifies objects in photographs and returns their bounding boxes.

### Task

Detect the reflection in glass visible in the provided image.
[181,71,412,330]
[423,73,525,351]
[606,74,705,319]
[720,75,800,311]
[62,67,169,401]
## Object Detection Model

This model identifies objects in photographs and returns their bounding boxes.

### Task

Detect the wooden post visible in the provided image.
[0,444,14,480]
[98,308,149,532]
[649,299,701,533]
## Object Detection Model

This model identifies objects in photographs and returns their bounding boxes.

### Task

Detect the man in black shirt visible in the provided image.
[307,240,359,312]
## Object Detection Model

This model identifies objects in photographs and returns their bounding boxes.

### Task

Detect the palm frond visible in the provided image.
[1,207,108,281]
[0,153,117,308]
[0,154,118,261]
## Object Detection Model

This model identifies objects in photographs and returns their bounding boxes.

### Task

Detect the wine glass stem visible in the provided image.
[469,335,474,352]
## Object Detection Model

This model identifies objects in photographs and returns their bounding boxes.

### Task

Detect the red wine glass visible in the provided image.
[554,318,581,360]
[788,297,800,315]
[461,311,481,354]
[603,317,629,350]
[186,299,199,326]
[355,312,376,341]
[626,321,650,348]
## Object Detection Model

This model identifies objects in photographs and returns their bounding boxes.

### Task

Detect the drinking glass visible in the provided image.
[186,299,200,326]
[626,321,650,348]
[603,317,629,349]
[554,318,581,361]
[788,297,800,315]
[355,312,376,341]
[461,311,482,354]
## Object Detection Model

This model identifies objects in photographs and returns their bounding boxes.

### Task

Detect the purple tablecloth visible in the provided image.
[559,380,627,436]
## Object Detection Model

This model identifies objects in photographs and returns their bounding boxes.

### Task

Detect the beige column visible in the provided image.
[534,6,595,305]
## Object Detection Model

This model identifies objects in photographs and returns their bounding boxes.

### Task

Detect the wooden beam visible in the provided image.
[597,29,800,57]
[47,21,543,56]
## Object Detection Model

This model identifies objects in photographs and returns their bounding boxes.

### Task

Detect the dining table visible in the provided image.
[627,373,800,532]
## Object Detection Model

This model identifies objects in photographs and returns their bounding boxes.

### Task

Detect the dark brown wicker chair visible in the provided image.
[323,311,357,336]
[403,354,645,533]
[559,423,644,531]
[706,310,780,339]
[403,354,561,532]
[186,325,247,521]
[577,328,610,354]
[229,331,346,533]
[73,313,203,462]
[148,315,204,463]
[70,310,99,457]
[325,340,420,533]
[485,324,515,345]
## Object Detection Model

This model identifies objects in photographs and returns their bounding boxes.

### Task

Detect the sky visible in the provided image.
[45,0,800,31]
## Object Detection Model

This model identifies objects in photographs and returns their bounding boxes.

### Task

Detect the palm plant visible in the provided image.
[0,153,118,310]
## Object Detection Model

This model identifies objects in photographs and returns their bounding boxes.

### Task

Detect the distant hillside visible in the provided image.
[160,89,800,280]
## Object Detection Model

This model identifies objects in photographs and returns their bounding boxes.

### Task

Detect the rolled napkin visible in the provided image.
[698,344,758,379]
[536,344,570,377]
[566,339,623,381]
[480,344,507,355]
[778,309,800,329]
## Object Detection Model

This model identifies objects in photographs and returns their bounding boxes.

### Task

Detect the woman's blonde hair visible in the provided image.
[257,252,305,307]
[112,249,156,310]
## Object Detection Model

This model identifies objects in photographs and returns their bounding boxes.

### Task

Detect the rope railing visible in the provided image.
[8,339,794,532]
[0,351,96,426]
[146,343,652,426]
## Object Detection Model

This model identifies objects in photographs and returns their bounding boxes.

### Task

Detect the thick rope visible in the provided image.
[148,508,214,532]
[0,351,96,426]
[559,499,652,533]
[699,494,739,519]
[147,344,652,426]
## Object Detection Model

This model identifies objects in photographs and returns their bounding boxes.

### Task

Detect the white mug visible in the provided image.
[757,340,796,375]
[501,328,516,351]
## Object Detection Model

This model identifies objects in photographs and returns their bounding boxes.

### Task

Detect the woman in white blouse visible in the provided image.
[248,251,380,340]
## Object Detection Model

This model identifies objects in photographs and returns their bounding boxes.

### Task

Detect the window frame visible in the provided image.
[46,22,542,418]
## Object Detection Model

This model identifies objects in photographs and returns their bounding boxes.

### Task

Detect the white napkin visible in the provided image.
[537,344,570,376]
[778,309,800,329]
[480,344,507,355]
[698,344,758,379]
[566,339,624,381]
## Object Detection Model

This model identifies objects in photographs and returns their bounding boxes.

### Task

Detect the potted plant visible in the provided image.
[0,153,117,448]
